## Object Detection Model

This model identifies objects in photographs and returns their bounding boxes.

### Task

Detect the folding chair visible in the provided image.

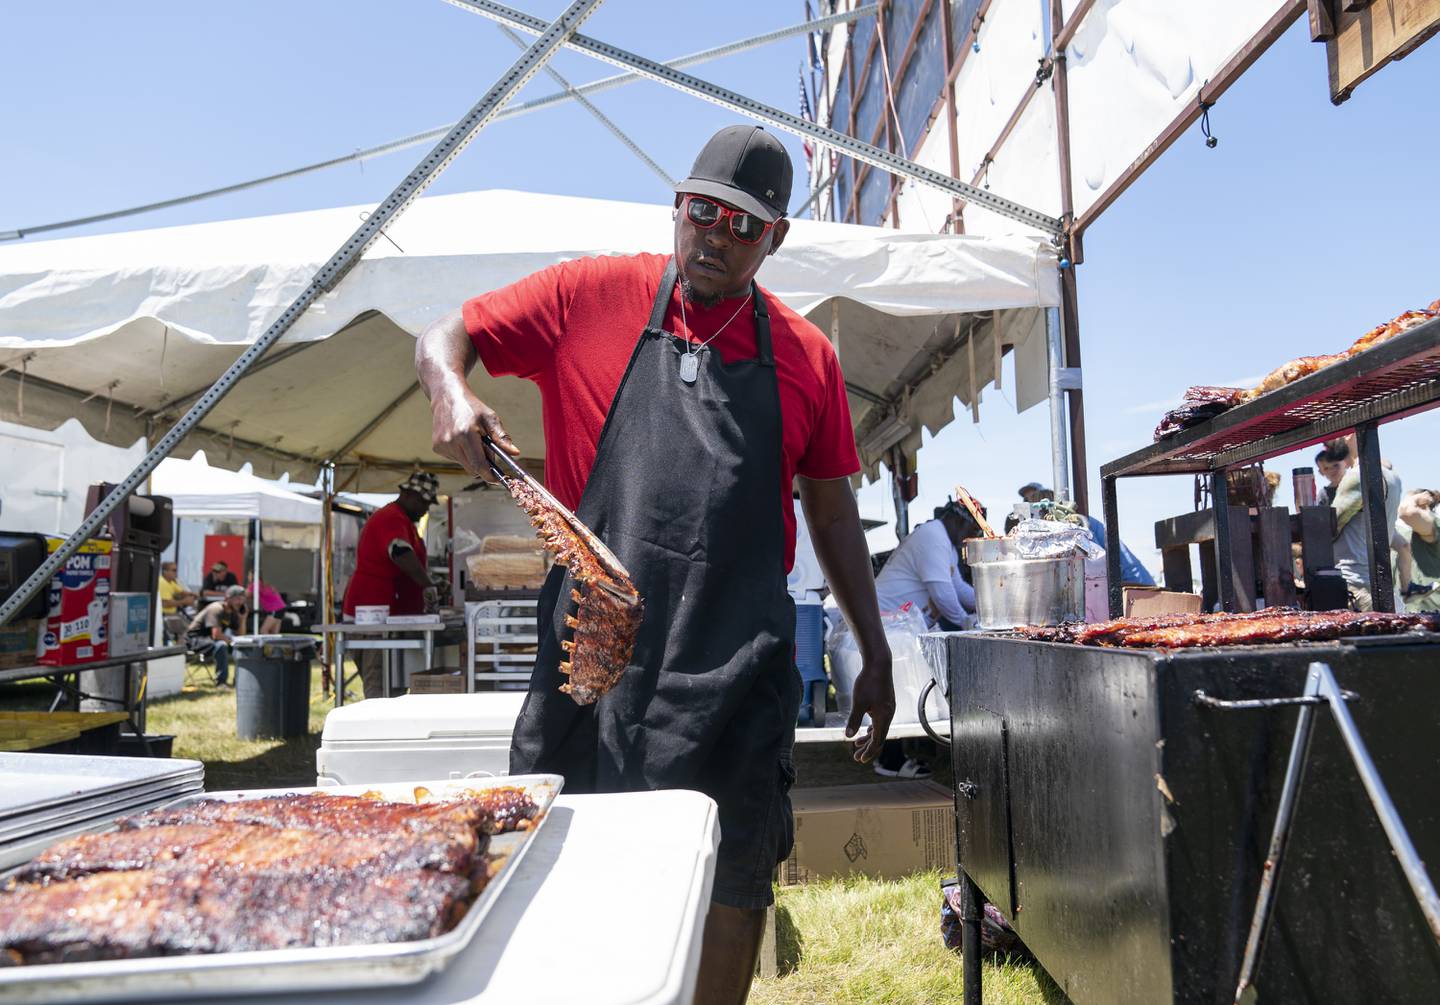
[167,615,216,688]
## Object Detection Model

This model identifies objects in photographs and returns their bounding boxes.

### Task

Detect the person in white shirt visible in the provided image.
[869,498,982,779]
[875,499,980,630]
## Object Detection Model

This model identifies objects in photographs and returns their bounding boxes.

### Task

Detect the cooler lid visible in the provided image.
[320,692,526,742]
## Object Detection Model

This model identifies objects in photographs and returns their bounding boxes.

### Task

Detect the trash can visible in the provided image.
[233,635,315,740]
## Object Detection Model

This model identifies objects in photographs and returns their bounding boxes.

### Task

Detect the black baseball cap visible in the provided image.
[675,125,793,223]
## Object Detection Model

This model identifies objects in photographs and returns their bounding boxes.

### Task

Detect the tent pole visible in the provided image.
[252,519,262,634]
[1045,307,1073,504]
[890,447,910,540]
[320,464,335,697]
[1051,0,1090,514]
[0,0,605,629]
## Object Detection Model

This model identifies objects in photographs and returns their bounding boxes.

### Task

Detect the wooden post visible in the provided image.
[1257,506,1298,608]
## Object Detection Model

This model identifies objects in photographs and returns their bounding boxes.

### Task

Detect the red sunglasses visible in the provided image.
[681,194,775,245]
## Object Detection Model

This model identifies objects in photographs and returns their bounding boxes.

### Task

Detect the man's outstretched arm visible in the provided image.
[415,309,519,476]
[798,475,893,762]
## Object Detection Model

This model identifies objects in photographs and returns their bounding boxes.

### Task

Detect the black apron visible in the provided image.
[511,258,800,801]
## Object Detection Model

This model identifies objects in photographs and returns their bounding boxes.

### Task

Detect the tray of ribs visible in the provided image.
[1008,608,1440,649]
[0,774,561,1004]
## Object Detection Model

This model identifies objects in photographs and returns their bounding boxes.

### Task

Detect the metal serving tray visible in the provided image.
[0,782,205,872]
[0,752,204,823]
[0,773,563,1004]
[0,778,205,847]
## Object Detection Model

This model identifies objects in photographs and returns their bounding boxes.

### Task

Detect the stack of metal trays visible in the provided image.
[0,752,203,870]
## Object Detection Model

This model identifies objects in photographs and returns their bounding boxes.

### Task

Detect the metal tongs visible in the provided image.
[480,437,638,601]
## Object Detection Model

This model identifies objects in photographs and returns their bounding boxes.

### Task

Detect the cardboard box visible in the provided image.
[39,538,112,666]
[1123,586,1202,619]
[408,668,467,695]
[0,619,41,672]
[108,593,152,658]
[781,781,955,886]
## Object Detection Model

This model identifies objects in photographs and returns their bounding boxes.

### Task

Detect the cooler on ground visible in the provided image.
[316,692,525,786]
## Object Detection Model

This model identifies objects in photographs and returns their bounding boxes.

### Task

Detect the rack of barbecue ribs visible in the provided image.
[1153,386,1248,440]
[1011,609,1439,649]
[1149,300,1440,439]
[482,439,643,706]
[1237,299,1440,404]
[0,792,506,965]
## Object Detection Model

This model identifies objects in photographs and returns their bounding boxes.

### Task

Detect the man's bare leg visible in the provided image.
[695,902,766,1005]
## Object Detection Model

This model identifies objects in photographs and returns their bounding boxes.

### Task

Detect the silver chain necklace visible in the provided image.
[677,287,753,384]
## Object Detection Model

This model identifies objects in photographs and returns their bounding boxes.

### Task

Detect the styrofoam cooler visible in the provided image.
[315,692,526,786]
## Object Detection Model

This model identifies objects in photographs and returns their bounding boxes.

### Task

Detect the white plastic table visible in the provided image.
[155,790,719,1005]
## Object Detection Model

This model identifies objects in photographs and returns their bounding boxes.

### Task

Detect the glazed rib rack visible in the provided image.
[482,438,643,705]
[1011,609,1439,648]
[0,786,540,966]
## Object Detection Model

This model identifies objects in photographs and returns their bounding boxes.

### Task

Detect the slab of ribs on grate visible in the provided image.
[1013,609,1439,648]
[0,786,539,965]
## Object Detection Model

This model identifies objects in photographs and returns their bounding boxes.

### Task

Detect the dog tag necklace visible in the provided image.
[677,287,753,384]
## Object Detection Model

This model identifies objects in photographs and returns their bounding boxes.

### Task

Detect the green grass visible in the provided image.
[146,670,335,790]
[755,872,1059,1005]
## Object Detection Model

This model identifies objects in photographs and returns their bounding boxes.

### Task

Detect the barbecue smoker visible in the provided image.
[937,632,1440,1004]
[932,319,1440,1004]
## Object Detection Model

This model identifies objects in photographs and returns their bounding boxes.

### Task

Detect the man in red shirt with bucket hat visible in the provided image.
[417,126,893,1003]
[342,471,438,698]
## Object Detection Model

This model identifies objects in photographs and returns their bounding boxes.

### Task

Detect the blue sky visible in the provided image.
[4,4,1438,569]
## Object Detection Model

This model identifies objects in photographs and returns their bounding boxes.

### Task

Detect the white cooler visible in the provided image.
[315,692,526,786]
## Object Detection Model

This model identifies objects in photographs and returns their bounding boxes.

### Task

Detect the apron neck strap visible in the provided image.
[647,258,679,331]
[649,255,774,367]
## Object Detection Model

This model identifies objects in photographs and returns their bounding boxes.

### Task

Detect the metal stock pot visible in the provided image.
[963,536,1084,629]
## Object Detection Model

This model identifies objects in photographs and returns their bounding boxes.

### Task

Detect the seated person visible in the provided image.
[187,586,247,686]
[157,561,197,621]
[201,560,239,601]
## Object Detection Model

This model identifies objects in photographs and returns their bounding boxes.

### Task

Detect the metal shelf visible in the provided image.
[1098,315,1440,617]
[1102,316,1440,479]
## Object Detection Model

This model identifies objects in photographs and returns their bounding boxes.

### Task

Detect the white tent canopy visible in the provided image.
[0,188,1060,487]
[151,453,322,524]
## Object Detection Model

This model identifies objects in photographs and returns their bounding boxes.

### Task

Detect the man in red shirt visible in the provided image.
[342,471,438,698]
[417,126,893,1003]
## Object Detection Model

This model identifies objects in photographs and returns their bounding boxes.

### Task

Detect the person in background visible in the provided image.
[157,561,196,620]
[875,498,980,632]
[1398,488,1440,602]
[342,471,439,698]
[187,585,247,686]
[1325,434,1404,611]
[869,498,982,779]
[1316,445,1347,504]
[247,574,286,634]
[201,560,239,601]
[1018,483,1156,587]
